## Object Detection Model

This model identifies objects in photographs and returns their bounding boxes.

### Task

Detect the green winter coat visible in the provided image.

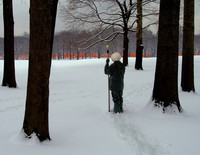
[104,61,125,91]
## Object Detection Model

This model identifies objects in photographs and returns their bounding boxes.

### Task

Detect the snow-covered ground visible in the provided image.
[0,57,200,155]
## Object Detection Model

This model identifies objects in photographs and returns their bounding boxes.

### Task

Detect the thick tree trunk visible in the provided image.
[123,29,129,66]
[181,0,195,92]
[152,0,182,112]
[22,0,58,142]
[2,0,16,88]
[135,0,143,70]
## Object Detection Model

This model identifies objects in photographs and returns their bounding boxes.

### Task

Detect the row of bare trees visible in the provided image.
[53,29,158,58]
[3,29,200,59]
[0,28,158,58]
[61,0,159,67]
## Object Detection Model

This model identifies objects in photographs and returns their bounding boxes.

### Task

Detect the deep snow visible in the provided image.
[0,57,200,155]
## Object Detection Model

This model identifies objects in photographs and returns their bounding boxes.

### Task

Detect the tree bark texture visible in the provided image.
[181,0,195,92]
[135,0,143,70]
[2,0,17,88]
[22,0,58,142]
[152,0,182,112]
[123,29,129,66]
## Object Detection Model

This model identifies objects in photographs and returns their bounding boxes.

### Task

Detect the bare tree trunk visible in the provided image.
[22,0,58,142]
[123,29,129,66]
[2,0,16,88]
[152,0,182,113]
[135,0,143,70]
[181,0,195,92]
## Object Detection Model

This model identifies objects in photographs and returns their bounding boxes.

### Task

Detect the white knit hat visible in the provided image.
[111,52,121,61]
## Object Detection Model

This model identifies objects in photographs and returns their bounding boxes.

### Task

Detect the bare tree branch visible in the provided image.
[60,0,159,50]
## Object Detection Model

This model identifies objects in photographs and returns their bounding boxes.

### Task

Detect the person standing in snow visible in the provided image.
[104,52,125,113]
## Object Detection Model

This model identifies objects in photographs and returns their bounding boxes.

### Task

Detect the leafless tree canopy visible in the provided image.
[60,0,159,49]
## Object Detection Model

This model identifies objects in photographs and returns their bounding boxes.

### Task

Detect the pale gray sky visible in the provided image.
[0,0,66,37]
[0,0,200,37]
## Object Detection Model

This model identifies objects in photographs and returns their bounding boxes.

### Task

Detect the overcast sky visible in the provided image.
[0,0,200,37]
[0,0,66,37]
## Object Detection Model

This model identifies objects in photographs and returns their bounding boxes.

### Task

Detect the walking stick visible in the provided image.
[106,45,111,112]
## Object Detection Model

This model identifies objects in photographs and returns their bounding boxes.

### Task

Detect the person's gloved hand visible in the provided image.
[106,59,109,64]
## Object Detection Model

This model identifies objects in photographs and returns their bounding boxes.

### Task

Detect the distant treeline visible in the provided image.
[0,30,200,59]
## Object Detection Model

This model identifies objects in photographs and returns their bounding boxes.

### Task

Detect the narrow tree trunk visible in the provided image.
[123,29,129,66]
[22,0,58,142]
[2,0,16,88]
[135,0,143,70]
[181,0,195,92]
[152,0,182,113]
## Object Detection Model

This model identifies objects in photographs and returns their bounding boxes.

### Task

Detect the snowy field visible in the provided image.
[0,57,200,155]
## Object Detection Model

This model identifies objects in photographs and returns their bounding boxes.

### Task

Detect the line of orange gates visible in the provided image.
[0,52,199,60]
[51,52,200,59]
[52,52,152,59]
